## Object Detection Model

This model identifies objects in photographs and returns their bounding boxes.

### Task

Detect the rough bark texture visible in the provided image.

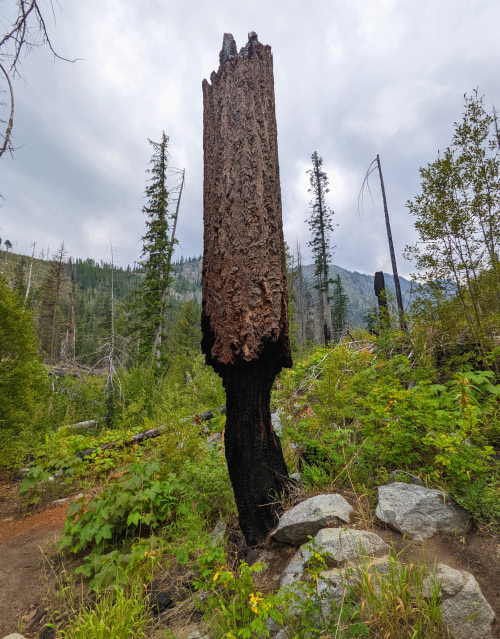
[202,32,291,545]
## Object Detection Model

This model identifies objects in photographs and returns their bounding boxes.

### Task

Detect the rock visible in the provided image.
[187,632,210,639]
[210,519,226,545]
[289,472,302,484]
[271,411,283,436]
[2,634,28,639]
[423,563,495,639]
[316,568,350,617]
[272,494,354,545]
[375,482,471,540]
[280,527,388,587]
[314,527,389,563]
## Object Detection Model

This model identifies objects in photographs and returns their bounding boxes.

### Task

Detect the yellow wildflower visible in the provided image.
[248,592,264,614]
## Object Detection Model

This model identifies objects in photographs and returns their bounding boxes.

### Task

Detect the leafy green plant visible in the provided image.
[198,560,279,638]
[61,461,185,555]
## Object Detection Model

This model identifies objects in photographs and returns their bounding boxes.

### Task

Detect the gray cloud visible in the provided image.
[1,0,499,275]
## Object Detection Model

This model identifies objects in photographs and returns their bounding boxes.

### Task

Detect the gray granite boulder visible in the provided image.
[280,527,389,587]
[375,482,471,540]
[424,563,495,639]
[272,494,353,545]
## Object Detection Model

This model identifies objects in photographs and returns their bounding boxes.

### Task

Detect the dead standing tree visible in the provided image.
[202,32,292,546]
[374,270,390,330]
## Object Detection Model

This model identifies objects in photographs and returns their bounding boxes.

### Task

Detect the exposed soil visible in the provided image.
[374,524,500,631]
[0,480,69,636]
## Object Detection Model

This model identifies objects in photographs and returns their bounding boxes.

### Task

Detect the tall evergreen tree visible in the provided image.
[139,132,171,365]
[331,274,348,341]
[307,151,335,344]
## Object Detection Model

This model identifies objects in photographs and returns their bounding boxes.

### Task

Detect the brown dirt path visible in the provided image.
[0,480,69,636]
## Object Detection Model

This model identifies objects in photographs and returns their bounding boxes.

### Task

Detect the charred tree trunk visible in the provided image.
[374,270,390,330]
[202,32,292,546]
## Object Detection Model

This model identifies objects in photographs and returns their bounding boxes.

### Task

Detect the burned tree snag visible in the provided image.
[202,32,292,546]
[374,271,390,330]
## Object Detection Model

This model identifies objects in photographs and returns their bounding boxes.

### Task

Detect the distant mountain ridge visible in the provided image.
[1,250,416,331]
[171,257,416,328]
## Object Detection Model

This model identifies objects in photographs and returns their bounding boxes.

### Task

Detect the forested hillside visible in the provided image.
[0,249,415,368]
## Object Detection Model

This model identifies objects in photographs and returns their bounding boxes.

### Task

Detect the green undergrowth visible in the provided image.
[58,582,151,639]
[190,545,447,638]
[276,342,499,529]
[15,339,498,636]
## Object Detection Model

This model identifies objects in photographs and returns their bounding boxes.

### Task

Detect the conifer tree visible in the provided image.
[331,274,348,341]
[139,132,171,365]
[307,151,335,344]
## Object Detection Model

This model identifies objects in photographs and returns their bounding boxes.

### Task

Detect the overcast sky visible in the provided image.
[1,0,499,275]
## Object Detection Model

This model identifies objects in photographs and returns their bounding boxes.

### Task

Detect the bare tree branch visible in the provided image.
[0,62,14,158]
[0,1,78,159]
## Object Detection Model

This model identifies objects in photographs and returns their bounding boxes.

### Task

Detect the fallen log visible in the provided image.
[60,419,98,431]
[75,406,225,460]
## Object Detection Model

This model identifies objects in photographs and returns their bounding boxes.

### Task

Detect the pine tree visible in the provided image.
[139,132,171,365]
[331,274,348,341]
[307,151,335,344]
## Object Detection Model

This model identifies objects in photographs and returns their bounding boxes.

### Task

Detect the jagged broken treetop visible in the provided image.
[201,32,290,369]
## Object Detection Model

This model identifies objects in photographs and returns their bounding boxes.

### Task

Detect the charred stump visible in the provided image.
[374,271,390,330]
[201,32,292,546]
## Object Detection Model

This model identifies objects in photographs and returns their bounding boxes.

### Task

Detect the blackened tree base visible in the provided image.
[222,359,289,546]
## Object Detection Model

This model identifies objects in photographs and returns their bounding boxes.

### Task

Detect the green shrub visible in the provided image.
[0,276,49,469]
[279,345,499,526]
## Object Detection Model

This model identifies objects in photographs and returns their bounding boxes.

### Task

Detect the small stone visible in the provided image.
[2,634,28,639]
[187,632,210,639]
[375,482,471,540]
[271,411,283,436]
[272,494,354,545]
[210,519,226,545]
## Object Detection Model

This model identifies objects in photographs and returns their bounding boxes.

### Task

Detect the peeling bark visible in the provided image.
[202,32,291,545]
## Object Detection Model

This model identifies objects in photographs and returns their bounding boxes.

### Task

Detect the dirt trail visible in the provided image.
[0,480,69,636]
